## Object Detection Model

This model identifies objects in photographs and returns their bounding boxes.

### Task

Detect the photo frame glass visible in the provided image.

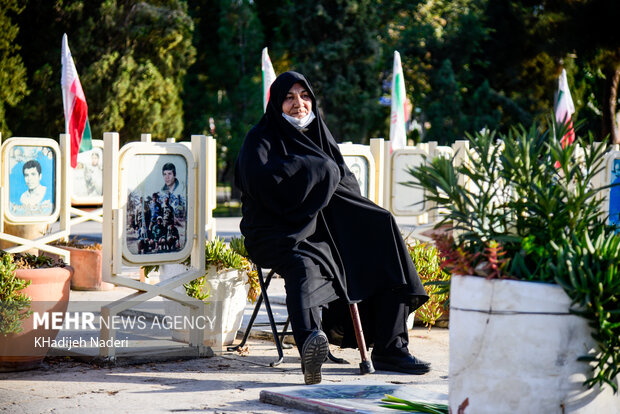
[392,151,425,215]
[72,143,103,205]
[125,154,189,257]
[344,155,370,198]
[7,145,56,218]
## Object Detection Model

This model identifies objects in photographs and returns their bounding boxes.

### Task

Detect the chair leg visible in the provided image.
[279,316,293,350]
[328,350,348,364]
[349,303,375,374]
[226,292,264,352]
[256,268,286,366]
[228,269,276,352]
[228,267,294,365]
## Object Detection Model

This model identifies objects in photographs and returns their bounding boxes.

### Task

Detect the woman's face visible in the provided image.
[282,82,312,119]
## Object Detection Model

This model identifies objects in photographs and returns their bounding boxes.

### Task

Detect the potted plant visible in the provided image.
[51,237,113,291]
[0,251,72,371]
[407,239,450,328]
[0,253,32,337]
[158,237,260,353]
[407,121,619,413]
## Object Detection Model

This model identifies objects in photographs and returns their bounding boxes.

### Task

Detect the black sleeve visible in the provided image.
[239,142,341,223]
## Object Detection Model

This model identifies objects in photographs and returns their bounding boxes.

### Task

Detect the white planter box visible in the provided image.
[449,274,619,413]
[161,265,248,354]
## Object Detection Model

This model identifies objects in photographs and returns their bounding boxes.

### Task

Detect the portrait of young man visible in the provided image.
[20,160,47,207]
[7,145,55,218]
[160,162,186,203]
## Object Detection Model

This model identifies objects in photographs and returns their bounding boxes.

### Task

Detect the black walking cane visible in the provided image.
[349,303,375,374]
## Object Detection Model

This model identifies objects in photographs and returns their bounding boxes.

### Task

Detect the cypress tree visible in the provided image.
[0,0,28,136]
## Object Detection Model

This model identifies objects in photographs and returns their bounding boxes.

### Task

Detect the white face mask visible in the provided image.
[282,111,316,130]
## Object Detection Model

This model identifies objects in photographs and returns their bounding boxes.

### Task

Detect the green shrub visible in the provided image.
[548,229,620,391]
[407,239,450,328]
[143,238,260,303]
[0,252,32,336]
[185,238,259,303]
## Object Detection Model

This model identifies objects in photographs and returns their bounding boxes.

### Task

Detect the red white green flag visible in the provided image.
[555,68,575,147]
[390,51,408,151]
[61,33,91,168]
[262,47,276,112]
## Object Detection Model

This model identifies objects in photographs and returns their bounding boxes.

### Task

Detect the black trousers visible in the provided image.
[287,287,411,358]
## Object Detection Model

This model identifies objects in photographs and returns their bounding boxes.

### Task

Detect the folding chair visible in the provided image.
[228,266,374,374]
[227,267,293,366]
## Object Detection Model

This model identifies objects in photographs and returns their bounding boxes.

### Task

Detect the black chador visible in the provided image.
[234,71,428,357]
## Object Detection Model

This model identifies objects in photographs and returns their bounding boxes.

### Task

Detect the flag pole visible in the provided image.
[61,87,69,138]
[61,34,69,138]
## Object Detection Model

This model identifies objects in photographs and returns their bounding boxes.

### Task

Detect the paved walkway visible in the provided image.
[0,217,448,413]
[0,328,448,413]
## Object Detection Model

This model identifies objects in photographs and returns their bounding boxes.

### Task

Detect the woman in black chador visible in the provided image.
[235,71,430,385]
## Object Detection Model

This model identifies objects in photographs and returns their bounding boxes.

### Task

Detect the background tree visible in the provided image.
[389,0,532,144]
[5,0,80,138]
[517,0,620,144]
[82,0,195,143]
[184,0,263,182]
[3,0,619,186]
[386,0,619,145]
[0,0,29,136]
[8,0,195,143]
[274,0,386,143]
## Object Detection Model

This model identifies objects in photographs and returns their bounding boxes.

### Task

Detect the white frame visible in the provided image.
[71,139,104,206]
[118,142,196,265]
[435,145,454,160]
[390,148,427,215]
[101,133,209,359]
[181,138,217,240]
[1,137,61,224]
[338,143,376,201]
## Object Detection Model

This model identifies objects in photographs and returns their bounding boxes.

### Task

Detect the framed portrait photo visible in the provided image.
[71,140,104,206]
[1,138,61,224]
[606,153,620,229]
[344,156,370,198]
[391,149,426,216]
[118,142,195,265]
[338,143,375,201]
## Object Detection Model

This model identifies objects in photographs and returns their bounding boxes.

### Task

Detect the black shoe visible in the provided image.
[371,353,431,375]
[301,330,329,385]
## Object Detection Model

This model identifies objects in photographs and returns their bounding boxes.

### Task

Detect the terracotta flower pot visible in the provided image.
[0,266,73,372]
[58,246,113,291]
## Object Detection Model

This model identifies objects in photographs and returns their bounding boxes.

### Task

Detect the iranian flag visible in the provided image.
[61,33,92,168]
[390,51,408,151]
[555,68,575,147]
[262,47,277,112]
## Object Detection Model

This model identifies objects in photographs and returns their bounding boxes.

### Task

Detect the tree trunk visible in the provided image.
[602,63,620,145]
